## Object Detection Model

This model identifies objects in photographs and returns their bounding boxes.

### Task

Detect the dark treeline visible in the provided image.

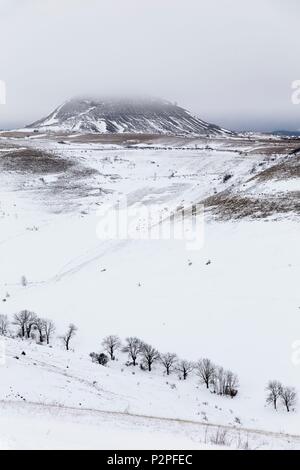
[0,312,297,410]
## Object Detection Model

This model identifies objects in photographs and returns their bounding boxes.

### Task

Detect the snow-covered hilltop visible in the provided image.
[27,97,233,137]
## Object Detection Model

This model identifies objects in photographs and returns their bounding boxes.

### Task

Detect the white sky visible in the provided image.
[0,0,300,131]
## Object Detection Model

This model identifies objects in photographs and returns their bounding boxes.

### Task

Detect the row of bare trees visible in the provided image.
[13,310,56,344]
[1,315,297,410]
[0,311,77,351]
[95,335,239,397]
[266,380,297,412]
[100,335,161,372]
[98,337,299,407]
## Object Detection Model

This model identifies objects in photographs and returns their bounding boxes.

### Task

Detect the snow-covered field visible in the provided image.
[1,336,300,450]
[0,135,299,449]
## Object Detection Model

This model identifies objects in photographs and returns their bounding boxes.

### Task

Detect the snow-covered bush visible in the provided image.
[90,352,109,366]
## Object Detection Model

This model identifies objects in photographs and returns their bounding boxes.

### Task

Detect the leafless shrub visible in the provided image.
[236,432,250,450]
[234,416,242,425]
[210,427,229,446]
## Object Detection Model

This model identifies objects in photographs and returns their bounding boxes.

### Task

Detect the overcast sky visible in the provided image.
[0,0,300,131]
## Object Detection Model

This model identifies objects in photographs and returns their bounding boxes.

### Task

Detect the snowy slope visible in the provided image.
[0,135,299,449]
[1,336,300,450]
[27,97,233,137]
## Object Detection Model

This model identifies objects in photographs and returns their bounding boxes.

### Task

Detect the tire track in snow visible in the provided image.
[1,399,300,449]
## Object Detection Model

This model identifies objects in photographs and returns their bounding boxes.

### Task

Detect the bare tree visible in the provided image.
[160,352,177,375]
[212,367,239,397]
[61,323,77,351]
[212,366,226,395]
[102,335,122,360]
[122,336,143,366]
[177,360,194,380]
[13,310,37,338]
[266,380,283,410]
[43,319,56,345]
[196,358,216,389]
[34,317,45,343]
[280,386,297,412]
[0,314,9,336]
[141,343,160,371]
[13,311,27,338]
[224,370,239,398]
[25,313,38,339]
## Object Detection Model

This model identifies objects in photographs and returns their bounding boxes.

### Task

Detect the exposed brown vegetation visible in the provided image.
[0,149,74,174]
[203,192,300,219]
[249,155,300,182]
